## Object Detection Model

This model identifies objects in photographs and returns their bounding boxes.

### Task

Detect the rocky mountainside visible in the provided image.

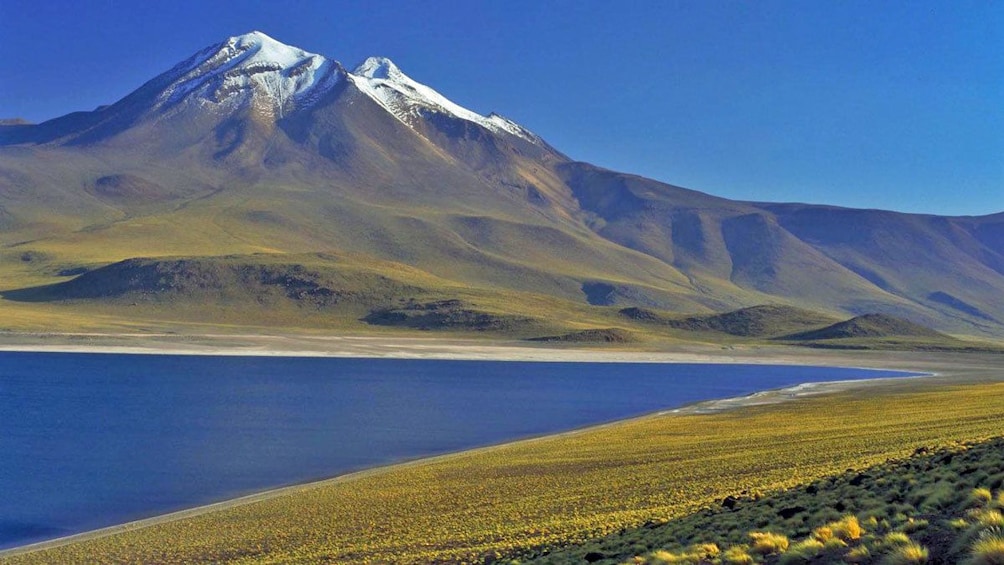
[1,31,1001,336]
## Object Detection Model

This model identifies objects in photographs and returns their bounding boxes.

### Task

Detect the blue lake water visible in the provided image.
[0,352,915,549]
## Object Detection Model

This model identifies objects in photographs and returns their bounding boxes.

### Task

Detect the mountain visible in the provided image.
[1,31,1002,338]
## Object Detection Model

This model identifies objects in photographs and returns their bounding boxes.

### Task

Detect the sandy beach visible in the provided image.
[0,330,989,368]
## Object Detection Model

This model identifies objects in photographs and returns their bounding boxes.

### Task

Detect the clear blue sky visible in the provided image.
[1,0,1001,215]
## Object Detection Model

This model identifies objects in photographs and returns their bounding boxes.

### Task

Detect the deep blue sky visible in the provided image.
[1,0,1000,215]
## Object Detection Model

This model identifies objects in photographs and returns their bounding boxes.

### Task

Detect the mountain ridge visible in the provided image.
[0,31,545,151]
[1,32,1001,338]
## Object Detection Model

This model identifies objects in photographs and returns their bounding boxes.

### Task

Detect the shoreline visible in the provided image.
[668,372,933,415]
[0,332,782,363]
[0,331,973,368]
[0,335,992,559]
[0,372,925,559]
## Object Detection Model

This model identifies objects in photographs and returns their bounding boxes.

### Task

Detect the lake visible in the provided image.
[0,352,915,549]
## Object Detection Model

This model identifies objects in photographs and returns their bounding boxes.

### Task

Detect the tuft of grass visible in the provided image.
[969,509,1004,528]
[884,541,929,564]
[846,544,872,563]
[778,539,824,564]
[884,532,913,546]
[822,537,848,551]
[721,546,755,565]
[647,549,698,564]
[691,543,720,560]
[967,533,1004,565]
[972,488,995,507]
[952,518,971,530]
[812,515,864,544]
[812,525,833,543]
[916,482,957,512]
[831,515,864,541]
[902,518,929,533]
[748,531,789,555]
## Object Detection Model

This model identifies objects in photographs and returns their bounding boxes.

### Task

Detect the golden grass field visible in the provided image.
[582,437,1004,565]
[4,365,1003,565]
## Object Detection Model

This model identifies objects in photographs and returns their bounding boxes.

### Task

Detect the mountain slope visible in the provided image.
[558,163,1002,333]
[1,31,1001,337]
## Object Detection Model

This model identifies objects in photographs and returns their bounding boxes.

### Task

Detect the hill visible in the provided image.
[0,253,578,335]
[783,313,948,341]
[531,436,1004,565]
[526,328,634,343]
[773,314,1004,352]
[1,32,1002,337]
[621,304,839,338]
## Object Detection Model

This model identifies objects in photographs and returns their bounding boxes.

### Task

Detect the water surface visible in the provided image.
[0,352,914,549]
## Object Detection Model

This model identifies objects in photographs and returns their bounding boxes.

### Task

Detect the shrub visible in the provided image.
[648,549,676,563]
[779,539,824,564]
[721,546,755,565]
[955,523,1003,556]
[846,544,872,563]
[749,531,789,555]
[884,532,912,546]
[967,533,1004,565]
[972,488,994,507]
[812,526,833,542]
[902,518,929,533]
[916,483,956,512]
[831,515,864,541]
[884,541,929,564]
[823,537,847,551]
[969,509,1004,528]
[690,543,720,559]
[648,549,699,564]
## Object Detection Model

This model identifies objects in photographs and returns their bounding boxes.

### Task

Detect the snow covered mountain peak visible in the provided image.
[347,56,538,142]
[148,32,539,143]
[221,30,315,66]
[353,57,403,81]
[159,31,340,118]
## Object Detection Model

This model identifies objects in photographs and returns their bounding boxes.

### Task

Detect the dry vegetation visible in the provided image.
[5,379,1004,564]
[559,437,1004,565]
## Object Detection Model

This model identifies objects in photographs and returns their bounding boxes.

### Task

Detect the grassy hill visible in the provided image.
[532,437,1004,565]
[526,328,635,343]
[5,262,1000,351]
[783,314,948,341]
[0,253,596,336]
[621,305,839,338]
[364,299,541,333]
[772,314,1004,352]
